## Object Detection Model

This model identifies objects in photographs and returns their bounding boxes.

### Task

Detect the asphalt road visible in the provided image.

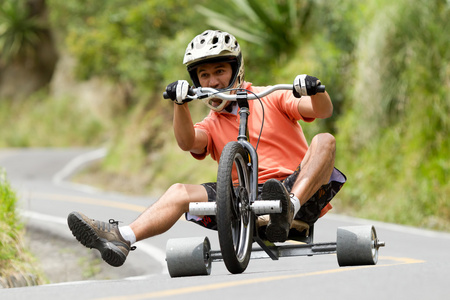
[1,148,449,300]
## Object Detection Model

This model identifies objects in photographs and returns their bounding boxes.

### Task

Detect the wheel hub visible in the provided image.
[236,187,250,226]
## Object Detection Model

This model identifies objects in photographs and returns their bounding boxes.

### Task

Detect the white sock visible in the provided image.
[119,226,136,245]
[290,194,301,216]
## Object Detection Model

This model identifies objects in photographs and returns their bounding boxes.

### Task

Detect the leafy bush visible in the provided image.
[0,171,45,285]
[0,0,47,63]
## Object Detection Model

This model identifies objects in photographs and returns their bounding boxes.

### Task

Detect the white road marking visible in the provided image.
[52,148,107,194]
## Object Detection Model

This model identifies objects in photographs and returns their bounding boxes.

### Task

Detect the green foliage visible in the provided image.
[48,0,205,91]
[0,171,19,230]
[0,171,21,273]
[336,0,450,230]
[198,0,315,59]
[0,0,47,63]
[0,171,45,283]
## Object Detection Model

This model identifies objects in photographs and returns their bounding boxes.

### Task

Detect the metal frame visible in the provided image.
[210,242,337,262]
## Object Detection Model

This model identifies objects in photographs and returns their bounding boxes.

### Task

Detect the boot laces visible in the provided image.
[109,219,120,226]
[108,219,136,251]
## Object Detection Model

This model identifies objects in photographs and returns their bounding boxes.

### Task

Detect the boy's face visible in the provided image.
[196,62,233,109]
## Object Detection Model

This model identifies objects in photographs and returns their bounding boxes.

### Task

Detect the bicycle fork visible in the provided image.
[235,91,258,204]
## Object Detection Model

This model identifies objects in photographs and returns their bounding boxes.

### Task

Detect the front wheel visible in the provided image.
[216,142,254,274]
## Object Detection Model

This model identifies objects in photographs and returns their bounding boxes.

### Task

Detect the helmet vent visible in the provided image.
[225,35,230,44]
[212,37,219,44]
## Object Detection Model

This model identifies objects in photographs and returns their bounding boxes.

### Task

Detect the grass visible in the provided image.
[0,93,106,147]
[0,170,46,287]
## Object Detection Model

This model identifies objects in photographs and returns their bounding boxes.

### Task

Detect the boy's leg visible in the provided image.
[291,133,336,205]
[68,183,208,267]
[262,133,336,242]
[130,183,208,241]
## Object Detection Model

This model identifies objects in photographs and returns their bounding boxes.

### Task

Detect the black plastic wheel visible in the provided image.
[216,142,254,274]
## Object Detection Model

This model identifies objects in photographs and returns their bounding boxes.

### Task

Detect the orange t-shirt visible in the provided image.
[192,81,314,184]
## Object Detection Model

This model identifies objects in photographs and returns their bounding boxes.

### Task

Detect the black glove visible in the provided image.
[293,75,321,97]
[164,80,193,105]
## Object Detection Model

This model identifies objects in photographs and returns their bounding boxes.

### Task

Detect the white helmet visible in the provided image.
[183,30,245,111]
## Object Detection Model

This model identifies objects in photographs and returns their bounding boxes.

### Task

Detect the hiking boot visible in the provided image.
[67,211,134,267]
[261,179,294,243]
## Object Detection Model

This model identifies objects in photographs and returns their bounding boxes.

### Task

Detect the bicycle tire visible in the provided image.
[216,142,254,274]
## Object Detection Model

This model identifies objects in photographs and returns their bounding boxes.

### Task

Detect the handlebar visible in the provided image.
[163,84,325,101]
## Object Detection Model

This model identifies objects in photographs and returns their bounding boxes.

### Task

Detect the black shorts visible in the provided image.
[185,166,347,230]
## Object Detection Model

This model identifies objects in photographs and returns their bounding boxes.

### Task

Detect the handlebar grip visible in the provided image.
[317,85,326,93]
[163,87,194,100]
